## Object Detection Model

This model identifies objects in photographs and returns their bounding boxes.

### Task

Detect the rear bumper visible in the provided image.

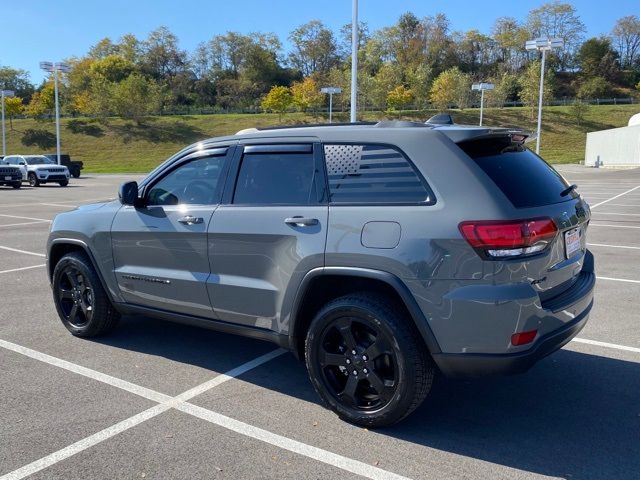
[432,252,595,378]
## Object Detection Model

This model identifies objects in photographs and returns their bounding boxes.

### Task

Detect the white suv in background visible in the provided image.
[2,155,70,187]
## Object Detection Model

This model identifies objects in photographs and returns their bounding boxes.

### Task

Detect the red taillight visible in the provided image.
[459,218,558,258]
[511,330,538,346]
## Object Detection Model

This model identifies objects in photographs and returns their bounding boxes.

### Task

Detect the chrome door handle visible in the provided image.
[284,216,319,227]
[178,215,204,225]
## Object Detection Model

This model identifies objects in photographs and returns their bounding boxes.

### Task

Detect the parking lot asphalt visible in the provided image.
[0,167,639,480]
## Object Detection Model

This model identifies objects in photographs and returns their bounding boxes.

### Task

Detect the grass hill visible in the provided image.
[3,104,638,173]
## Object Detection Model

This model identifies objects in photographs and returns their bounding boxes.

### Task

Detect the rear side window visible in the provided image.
[459,138,578,208]
[323,144,434,204]
[233,152,318,205]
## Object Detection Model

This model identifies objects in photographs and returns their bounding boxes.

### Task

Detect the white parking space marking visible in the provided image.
[604,203,640,207]
[591,212,640,216]
[0,198,114,208]
[178,402,411,480]
[590,186,640,208]
[0,214,53,222]
[0,404,172,480]
[587,243,640,250]
[589,224,640,229]
[573,338,640,354]
[0,221,50,228]
[0,264,45,275]
[0,339,411,480]
[596,276,640,285]
[39,203,78,208]
[0,245,46,257]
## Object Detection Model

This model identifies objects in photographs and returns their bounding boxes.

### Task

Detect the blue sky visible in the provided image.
[1,0,638,84]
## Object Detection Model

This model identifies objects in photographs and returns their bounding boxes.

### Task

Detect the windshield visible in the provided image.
[25,156,55,165]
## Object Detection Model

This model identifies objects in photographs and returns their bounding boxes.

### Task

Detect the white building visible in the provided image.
[584,113,640,168]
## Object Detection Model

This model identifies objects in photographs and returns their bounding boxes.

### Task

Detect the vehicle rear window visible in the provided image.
[323,144,434,204]
[458,138,578,208]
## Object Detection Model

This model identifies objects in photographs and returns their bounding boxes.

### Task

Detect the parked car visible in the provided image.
[43,154,83,178]
[0,163,22,188]
[46,121,594,427]
[2,154,70,186]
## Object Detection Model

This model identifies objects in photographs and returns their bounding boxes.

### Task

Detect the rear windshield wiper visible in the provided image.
[560,184,578,197]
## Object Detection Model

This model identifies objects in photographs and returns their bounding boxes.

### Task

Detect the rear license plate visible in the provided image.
[4,176,11,181]
[565,227,581,259]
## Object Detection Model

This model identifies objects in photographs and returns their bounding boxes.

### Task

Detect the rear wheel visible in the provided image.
[28,172,39,187]
[305,293,434,427]
[71,167,80,178]
[12,182,21,189]
[52,251,120,337]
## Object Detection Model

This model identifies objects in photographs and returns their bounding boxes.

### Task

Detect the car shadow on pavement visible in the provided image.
[96,315,639,479]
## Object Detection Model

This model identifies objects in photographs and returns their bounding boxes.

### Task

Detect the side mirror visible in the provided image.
[119,181,139,206]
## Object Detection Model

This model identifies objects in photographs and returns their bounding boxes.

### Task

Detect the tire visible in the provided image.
[71,167,80,178]
[52,251,120,337]
[305,293,434,428]
[12,182,21,189]
[59,180,69,187]
[28,172,39,187]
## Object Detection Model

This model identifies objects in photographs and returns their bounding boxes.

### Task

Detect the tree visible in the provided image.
[406,64,432,108]
[486,72,519,107]
[429,67,471,110]
[526,1,586,70]
[577,38,619,80]
[110,74,163,123]
[611,15,640,69]
[569,100,589,127]
[4,96,24,129]
[387,85,414,110]
[27,82,55,118]
[261,85,292,121]
[90,55,135,82]
[0,67,35,102]
[577,77,611,99]
[291,77,323,114]
[519,60,555,118]
[492,17,529,71]
[288,21,338,77]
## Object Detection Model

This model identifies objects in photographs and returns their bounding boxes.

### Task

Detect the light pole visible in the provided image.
[1,90,15,156]
[350,0,358,123]
[321,87,342,123]
[525,38,563,154]
[39,61,71,165]
[471,83,494,126]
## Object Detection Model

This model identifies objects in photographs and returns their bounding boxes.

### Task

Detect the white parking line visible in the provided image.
[591,212,640,216]
[0,214,52,222]
[587,243,640,250]
[0,245,46,257]
[597,276,640,284]
[573,338,640,354]
[589,223,640,229]
[604,203,640,207]
[40,203,78,208]
[590,186,640,208]
[0,264,45,275]
[0,340,411,480]
[0,221,50,228]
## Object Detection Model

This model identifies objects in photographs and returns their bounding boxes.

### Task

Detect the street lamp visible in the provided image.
[321,87,342,123]
[350,0,358,123]
[1,90,15,156]
[39,61,71,165]
[525,38,563,154]
[471,83,494,127]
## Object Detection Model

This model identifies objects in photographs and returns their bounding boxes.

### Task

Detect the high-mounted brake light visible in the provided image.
[459,218,558,259]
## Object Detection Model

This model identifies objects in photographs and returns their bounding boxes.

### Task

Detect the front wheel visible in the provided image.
[28,172,39,187]
[12,182,21,189]
[305,293,434,428]
[52,251,120,337]
[59,180,69,187]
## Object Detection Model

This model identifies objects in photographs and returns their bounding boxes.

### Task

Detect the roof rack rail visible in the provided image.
[255,121,376,131]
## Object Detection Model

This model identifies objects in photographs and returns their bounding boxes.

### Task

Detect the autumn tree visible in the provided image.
[291,77,323,114]
[519,60,555,118]
[4,97,24,129]
[430,67,471,110]
[261,85,292,121]
[289,21,338,77]
[611,16,640,69]
[27,82,55,118]
[387,85,414,110]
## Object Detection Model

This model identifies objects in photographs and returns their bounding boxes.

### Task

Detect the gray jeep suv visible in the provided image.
[47,121,595,427]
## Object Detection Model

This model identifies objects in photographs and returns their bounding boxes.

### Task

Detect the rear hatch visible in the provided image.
[457,135,591,302]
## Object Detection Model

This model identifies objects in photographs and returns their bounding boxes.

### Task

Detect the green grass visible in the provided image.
[4,104,637,173]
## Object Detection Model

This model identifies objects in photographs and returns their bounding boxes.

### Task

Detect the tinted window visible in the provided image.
[25,156,54,165]
[459,138,577,208]
[233,152,317,205]
[147,155,226,206]
[323,144,433,204]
